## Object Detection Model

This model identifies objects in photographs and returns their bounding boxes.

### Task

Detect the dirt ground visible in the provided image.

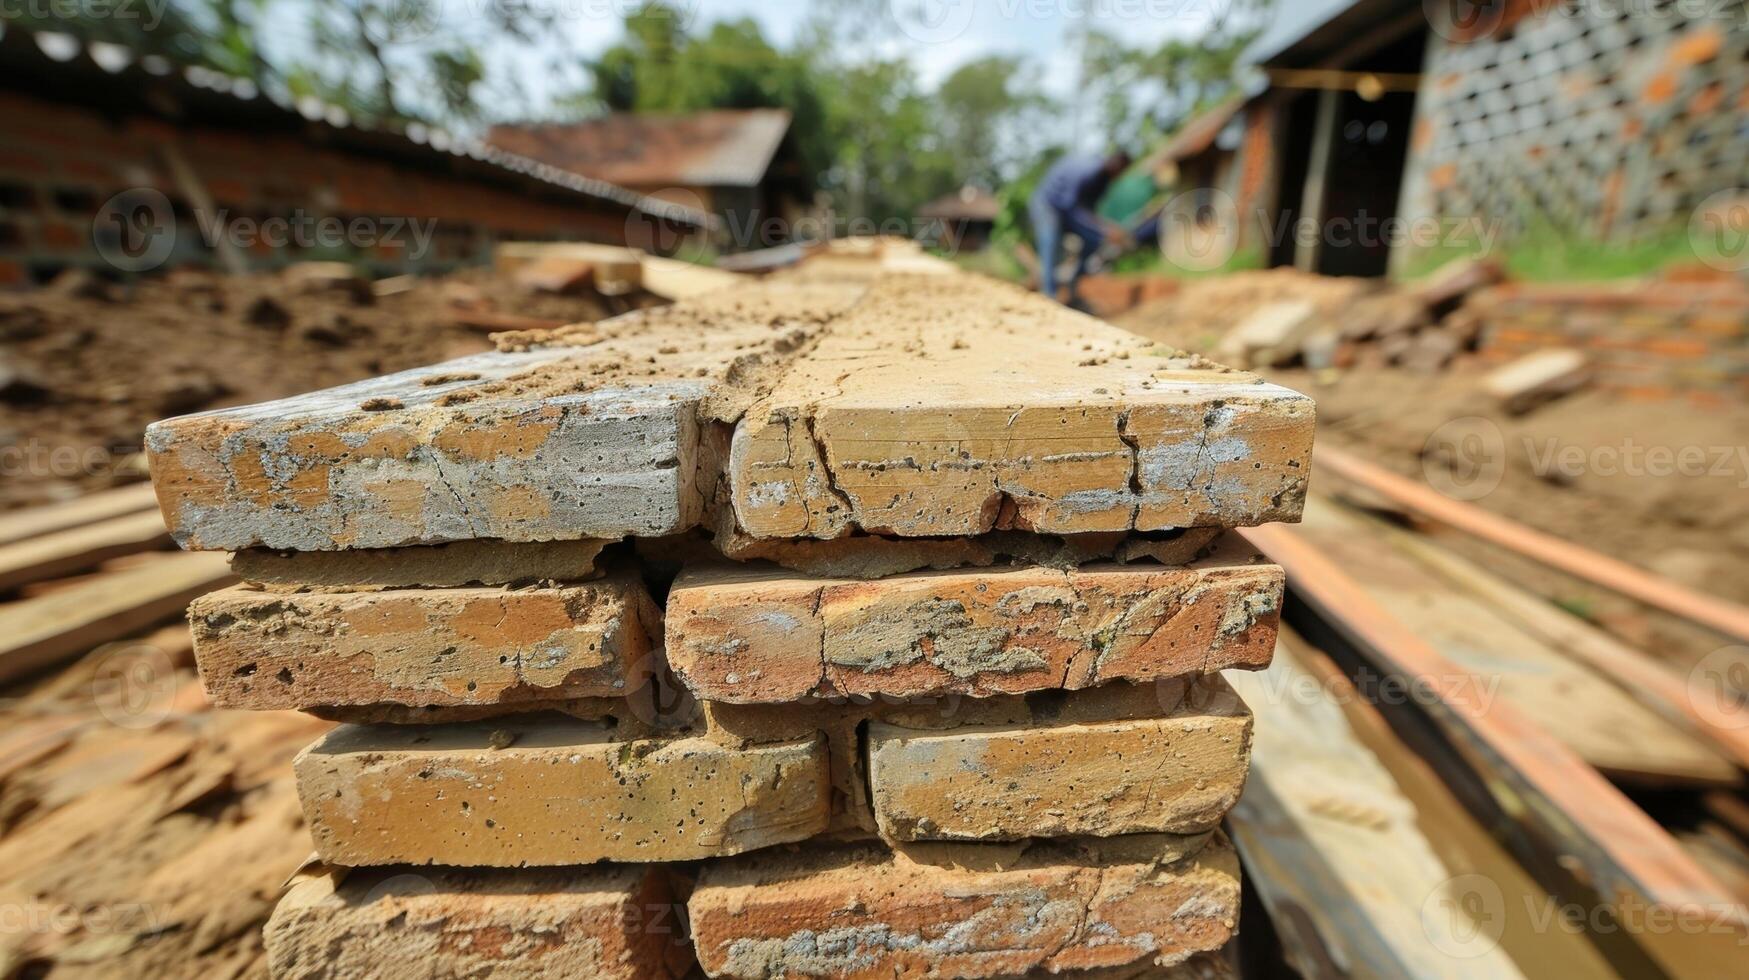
[0,267,633,512]
[1117,271,1749,670]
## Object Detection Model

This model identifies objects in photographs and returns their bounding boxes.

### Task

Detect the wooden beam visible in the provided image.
[1375,515,1749,772]
[0,511,170,593]
[1240,520,1747,936]
[0,552,233,684]
[1315,444,1749,643]
[0,483,159,549]
[1296,500,1738,788]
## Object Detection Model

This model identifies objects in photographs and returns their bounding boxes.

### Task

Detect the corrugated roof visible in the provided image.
[0,24,715,230]
[487,109,793,189]
[1154,95,1248,163]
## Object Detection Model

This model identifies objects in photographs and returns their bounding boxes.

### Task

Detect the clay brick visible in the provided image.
[688,833,1240,978]
[146,282,862,551]
[728,276,1314,540]
[265,864,695,979]
[867,677,1251,841]
[189,570,659,712]
[296,718,830,866]
[667,542,1281,703]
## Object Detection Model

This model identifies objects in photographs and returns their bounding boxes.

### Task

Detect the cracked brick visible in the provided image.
[688,833,1240,978]
[666,538,1281,703]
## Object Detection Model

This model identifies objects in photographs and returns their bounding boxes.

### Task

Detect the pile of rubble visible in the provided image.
[146,247,1315,978]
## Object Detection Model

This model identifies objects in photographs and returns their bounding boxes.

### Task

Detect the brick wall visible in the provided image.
[0,90,672,286]
[1471,281,1749,404]
[1396,4,1749,270]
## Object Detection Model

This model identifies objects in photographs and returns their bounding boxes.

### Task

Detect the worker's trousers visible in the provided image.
[1030,196,1102,301]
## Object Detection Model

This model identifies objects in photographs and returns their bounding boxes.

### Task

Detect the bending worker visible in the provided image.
[1029,148,1134,303]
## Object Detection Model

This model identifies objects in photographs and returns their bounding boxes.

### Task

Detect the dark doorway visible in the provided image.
[1268,92,1319,270]
[1318,87,1418,277]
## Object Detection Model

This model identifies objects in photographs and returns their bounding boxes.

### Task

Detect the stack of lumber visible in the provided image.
[145,252,1316,978]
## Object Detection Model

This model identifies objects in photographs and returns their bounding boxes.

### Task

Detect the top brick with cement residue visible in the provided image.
[146,282,860,551]
[146,267,1313,552]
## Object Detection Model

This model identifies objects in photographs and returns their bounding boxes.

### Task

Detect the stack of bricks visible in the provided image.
[1469,281,1749,405]
[145,256,1315,979]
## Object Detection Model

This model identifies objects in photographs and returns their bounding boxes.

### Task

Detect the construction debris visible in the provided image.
[139,247,1312,977]
[1482,347,1592,414]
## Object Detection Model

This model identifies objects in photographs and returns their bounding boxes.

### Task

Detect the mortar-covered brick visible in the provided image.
[146,349,710,550]
[667,540,1281,703]
[867,676,1251,841]
[698,680,1225,837]
[729,275,1314,540]
[296,718,830,866]
[688,833,1240,978]
[265,863,696,979]
[146,282,864,552]
[189,569,659,711]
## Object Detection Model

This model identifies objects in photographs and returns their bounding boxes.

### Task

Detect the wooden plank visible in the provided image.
[0,552,233,684]
[0,510,170,592]
[1272,628,1627,980]
[1226,635,1532,979]
[1295,500,1738,788]
[0,483,159,549]
[1374,513,1749,771]
[1239,520,1748,940]
[1314,444,1749,643]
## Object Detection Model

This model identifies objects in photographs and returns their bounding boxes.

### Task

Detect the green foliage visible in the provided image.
[1395,216,1707,283]
[1079,0,1272,148]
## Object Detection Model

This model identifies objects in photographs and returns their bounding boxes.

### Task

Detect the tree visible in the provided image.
[1077,0,1274,146]
[936,56,1052,190]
